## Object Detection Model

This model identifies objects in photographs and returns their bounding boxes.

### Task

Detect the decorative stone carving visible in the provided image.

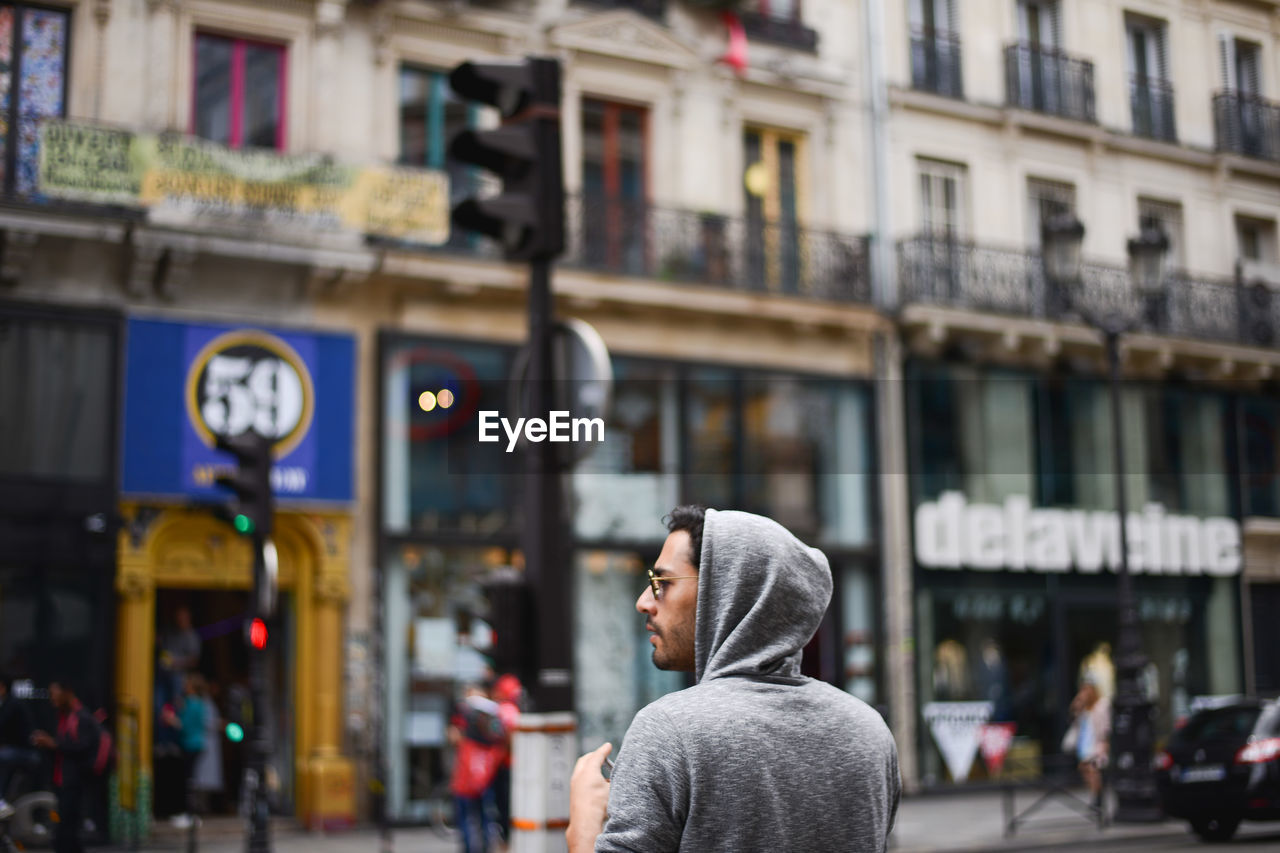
[314,572,350,604]
[116,561,155,599]
[551,11,698,69]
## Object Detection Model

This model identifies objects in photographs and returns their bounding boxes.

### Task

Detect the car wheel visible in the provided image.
[1190,815,1241,842]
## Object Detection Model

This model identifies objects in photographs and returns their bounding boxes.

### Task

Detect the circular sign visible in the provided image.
[185,330,316,458]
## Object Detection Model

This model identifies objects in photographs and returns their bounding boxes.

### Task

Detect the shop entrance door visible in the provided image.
[153,589,296,819]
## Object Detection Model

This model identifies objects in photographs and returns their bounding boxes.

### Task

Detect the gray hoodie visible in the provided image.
[597,509,900,852]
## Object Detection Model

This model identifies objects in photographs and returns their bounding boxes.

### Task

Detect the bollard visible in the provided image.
[510,712,576,853]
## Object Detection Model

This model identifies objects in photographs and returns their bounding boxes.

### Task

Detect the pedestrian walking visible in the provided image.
[568,506,901,852]
[449,684,505,853]
[489,674,524,851]
[30,679,97,853]
[162,673,208,828]
[1062,671,1111,810]
[192,680,224,813]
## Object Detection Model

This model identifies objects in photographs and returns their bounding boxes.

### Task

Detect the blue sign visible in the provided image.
[123,317,355,502]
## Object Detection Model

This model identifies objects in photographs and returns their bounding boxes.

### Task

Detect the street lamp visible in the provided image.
[1041,215,1168,823]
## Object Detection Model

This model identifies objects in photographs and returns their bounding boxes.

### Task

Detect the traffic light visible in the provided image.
[448,57,564,261]
[482,571,533,681]
[213,433,274,539]
[248,617,268,650]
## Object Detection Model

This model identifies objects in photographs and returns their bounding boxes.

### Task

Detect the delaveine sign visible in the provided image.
[915,492,1241,576]
[123,318,354,502]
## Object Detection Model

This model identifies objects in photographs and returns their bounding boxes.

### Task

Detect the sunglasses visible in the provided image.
[646,567,697,601]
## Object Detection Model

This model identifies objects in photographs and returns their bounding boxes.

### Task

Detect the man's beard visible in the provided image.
[651,624,694,672]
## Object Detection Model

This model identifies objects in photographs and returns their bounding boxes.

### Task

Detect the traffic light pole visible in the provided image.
[525,257,572,712]
[245,536,273,853]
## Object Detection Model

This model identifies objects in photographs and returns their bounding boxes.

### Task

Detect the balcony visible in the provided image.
[898,235,1276,348]
[1130,75,1177,142]
[1214,91,1280,163]
[574,0,666,19]
[1004,42,1095,123]
[558,195,870,303]
[911,28,963,99]
[739,7,819,52]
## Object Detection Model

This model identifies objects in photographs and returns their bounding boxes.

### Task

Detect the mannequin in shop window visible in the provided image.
[932,639,970,701]
[976,639,1013,722]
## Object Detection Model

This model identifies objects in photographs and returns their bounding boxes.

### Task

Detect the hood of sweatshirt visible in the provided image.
[694,509,833,685]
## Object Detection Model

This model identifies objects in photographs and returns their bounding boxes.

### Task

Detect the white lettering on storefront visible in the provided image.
[915,492,1240,576]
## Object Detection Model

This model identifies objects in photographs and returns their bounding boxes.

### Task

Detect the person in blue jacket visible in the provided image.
[162,674,208,829]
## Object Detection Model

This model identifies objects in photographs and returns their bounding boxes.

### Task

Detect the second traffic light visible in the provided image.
[448,57,564,262]
[214,433,274,540]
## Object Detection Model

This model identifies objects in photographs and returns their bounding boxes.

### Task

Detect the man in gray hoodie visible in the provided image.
[568,506,900,852]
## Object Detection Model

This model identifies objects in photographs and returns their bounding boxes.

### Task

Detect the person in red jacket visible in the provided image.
[31,680,97,853]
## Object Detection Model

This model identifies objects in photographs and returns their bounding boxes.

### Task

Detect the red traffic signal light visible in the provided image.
[249,618,268,650]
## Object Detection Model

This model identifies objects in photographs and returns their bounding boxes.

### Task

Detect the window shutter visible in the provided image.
[1240,42,1261,95]
[1218,33,1235,92]
[1153,24,1169,82]
[942,0,956,33]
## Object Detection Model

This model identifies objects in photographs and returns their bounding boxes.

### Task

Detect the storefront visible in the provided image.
[906,360,1244,786]
[378,332,883,821]
[0,299,121,708]
[115,316,357,831]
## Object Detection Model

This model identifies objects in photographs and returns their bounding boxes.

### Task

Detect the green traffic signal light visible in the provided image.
[225,722,244,742]
[234,514,254,535]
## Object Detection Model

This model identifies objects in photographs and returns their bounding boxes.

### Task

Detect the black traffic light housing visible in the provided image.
[448,57,564,261]
[482,570,534,683]
[214,432,274,540]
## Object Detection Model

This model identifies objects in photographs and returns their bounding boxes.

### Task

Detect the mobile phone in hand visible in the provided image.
[603,755,615,780]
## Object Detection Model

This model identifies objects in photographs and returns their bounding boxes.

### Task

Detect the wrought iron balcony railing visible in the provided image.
[1130,75,1177,142]
[562,195,871,303]
[574,0,666,19]
[1214,90,1280,163]
[1004,42,1095,123]
[911,28,964,99]
[740,7,819,52]
[897,235,1276,347]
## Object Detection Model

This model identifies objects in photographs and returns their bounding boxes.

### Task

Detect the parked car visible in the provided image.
[1155,698,1280,841]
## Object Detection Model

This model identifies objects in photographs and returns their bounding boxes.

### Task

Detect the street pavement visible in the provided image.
[102,788,1280,852]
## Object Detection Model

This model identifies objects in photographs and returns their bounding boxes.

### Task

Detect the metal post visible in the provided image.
[1104,331,1160,822]
[245,536,273,852]
[524,257,571,712]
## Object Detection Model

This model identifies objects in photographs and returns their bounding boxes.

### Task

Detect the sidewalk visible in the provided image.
[889,787,1187,852]
[108,787,1194,853]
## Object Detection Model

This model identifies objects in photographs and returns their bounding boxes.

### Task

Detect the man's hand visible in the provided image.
[567,742,612,853]
[31,730,55,749]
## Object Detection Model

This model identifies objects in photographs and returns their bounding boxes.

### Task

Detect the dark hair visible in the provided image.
[50,677,78,698]
[664,505,707,570]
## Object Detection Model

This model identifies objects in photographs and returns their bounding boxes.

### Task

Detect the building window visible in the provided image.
[192,33,286,150]
[0,3,70,196]
[918,158,967,239]
[1137,197,1185,272]
[1016,0,1060,47]
[753,0,799,18]
[1236,216,1277,264]
[1215,36,1269,159]
[1219,35,1262,95]
[1125,14,1175,142]
[581,98,648,274]
[744,126,805,292]
[1027,176,1076,246]
[910,0,962,98]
